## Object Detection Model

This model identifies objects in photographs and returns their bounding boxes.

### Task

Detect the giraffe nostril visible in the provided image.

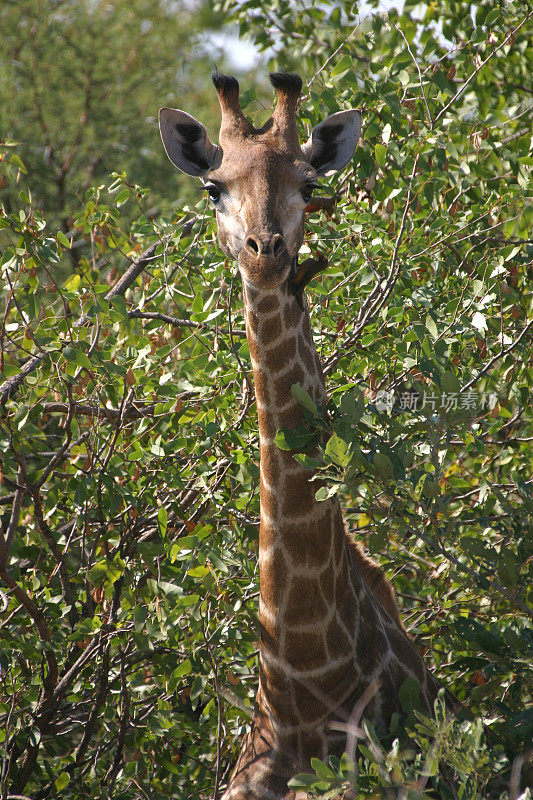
[245,233,287,259]
[245,236,260,255]
[272,235,286,258]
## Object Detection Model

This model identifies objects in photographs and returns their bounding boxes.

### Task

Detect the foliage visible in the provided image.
[287,697,501,799]
[0,0,226,228]
[1,0,532,798]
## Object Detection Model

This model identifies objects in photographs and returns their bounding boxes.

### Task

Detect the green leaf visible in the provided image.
[109,294,128,320]
[88,561,108,586]
[398,677,421,713]
[373,452,394,478]
[484,7,500,24]
[375,143,387,169]
[311,757,337,780]
[64,274,81,293]
[425,313,438,340]
[291,382,318,417]
[115,188,130,205]
[207,549,228,573]
[498,552,519,586]
[330,54,352,77]
[158,506,168,537]
[151,580,184,596]
[315,484,339,502]
[11,153,27,173]
[442,370,460,393]
[57,230,71,248]
[398,69,409,86]
[192,292,204,314]
[325,433,350,468]
[62,345,92,369]
[288,773,318,789]
[151,441,165,456]
[504,245,521,262]
[187,566,209,579]
[173,659,192,679]
[293,453,323,470]
[275,426,315,452]
[54,772,70,792]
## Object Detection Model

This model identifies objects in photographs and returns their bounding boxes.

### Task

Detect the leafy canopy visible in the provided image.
[0,0,531,797]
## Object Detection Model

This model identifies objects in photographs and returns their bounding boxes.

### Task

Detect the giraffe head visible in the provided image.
[159,70,361,290]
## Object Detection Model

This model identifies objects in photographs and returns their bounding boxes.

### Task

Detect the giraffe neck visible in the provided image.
[224,281,439,799]
[243,283,364,730]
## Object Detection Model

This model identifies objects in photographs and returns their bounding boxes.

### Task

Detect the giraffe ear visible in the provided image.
[159,108,222,177]
[301,110,361,176]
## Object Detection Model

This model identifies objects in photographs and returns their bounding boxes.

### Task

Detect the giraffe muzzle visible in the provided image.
[243,232,287,260]
[239,233,292,289]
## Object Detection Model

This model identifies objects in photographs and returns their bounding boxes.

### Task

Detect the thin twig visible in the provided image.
[324,152,420,374]
[461,320,531,392]
[394,23,432,126]
[202,616,224,800]
[3,465,24,558]
[128,309,246,337]
[41,401,158,421]
[434,11,533,123]
[406,522,533,620]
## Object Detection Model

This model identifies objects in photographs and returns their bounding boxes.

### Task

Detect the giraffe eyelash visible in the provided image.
[201,182,222,203]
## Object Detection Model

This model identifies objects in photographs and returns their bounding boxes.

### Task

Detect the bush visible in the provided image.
[1,0,531,796]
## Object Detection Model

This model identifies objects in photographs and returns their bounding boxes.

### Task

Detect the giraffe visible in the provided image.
[159,70,446,799]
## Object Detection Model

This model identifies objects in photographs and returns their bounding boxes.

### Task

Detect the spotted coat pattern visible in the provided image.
[221,282,441,800]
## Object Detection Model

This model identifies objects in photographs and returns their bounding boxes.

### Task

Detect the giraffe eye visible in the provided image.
[301,182,318,203]
[204,182,221,203]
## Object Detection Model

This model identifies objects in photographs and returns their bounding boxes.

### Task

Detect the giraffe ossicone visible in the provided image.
[160,70,446,800]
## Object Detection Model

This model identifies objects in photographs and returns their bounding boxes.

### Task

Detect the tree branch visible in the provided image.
[434,11,533,123]
[461,320,532,393]
[128,309,246,337]
[323,152,420,375]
